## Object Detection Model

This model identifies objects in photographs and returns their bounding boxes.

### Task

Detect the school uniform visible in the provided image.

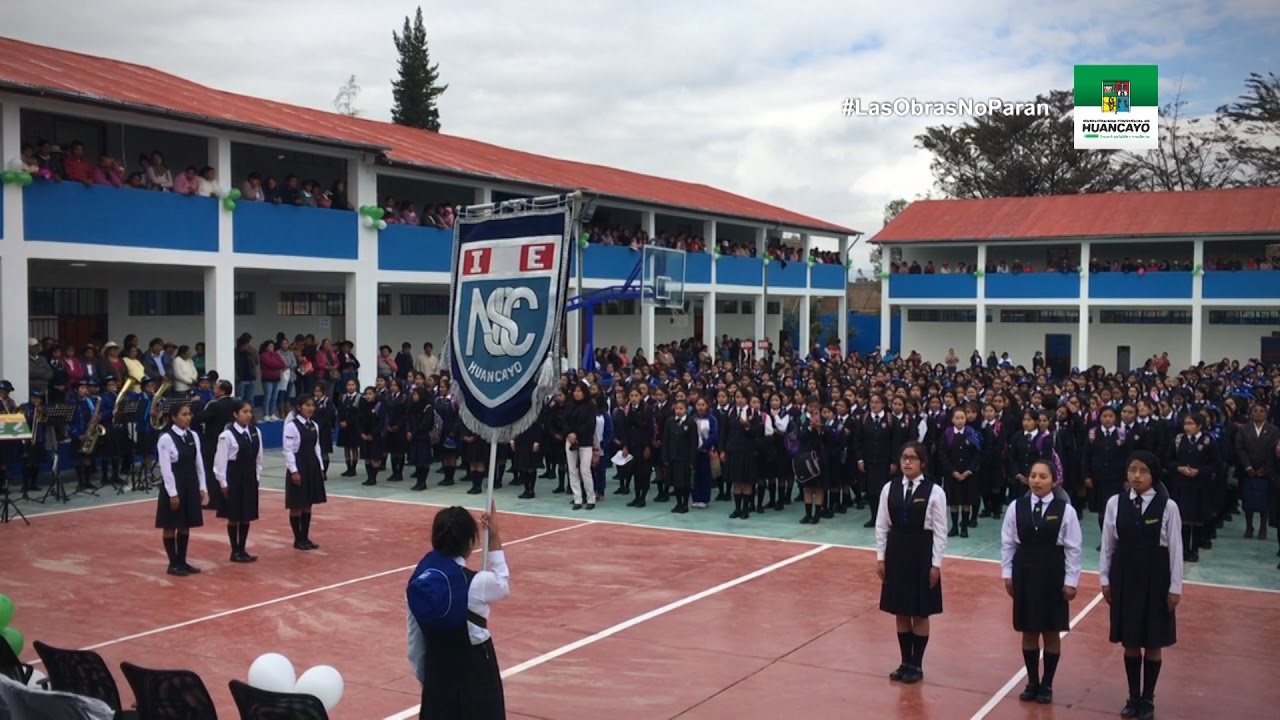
[876,475,947,617]
[407,401,437,485]
[283,417,327,509]
[155,426,207,530]
[663,411,699,512]
[938,425,983,510]
[336,391,361,449]
[313,395,337,468]
[858,412,897,524]
[1100,487,1183,648]
[724,407,761,488]
[1167,432,1217,528]
[512,415,543,498]
[1086,426,1130,524]
[1007,429,1048,501]
[693,411,719,506]
[1000,493,1082,632]
[213,422,264,561]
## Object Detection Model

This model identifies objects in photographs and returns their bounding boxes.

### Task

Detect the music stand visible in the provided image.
[114,399,147,492]
[37,403,76,504]
[0,440,29,525]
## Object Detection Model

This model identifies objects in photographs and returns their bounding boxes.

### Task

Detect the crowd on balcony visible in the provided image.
[378,197,456,229]
[583,223,708,253]
[890,255,1280,276]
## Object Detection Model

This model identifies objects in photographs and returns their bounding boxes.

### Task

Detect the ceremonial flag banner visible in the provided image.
[0,413,31,441]
[445,198,573,445]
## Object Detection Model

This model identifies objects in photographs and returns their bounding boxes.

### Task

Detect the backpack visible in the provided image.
[427,407,443,446]
[407,551,468,631]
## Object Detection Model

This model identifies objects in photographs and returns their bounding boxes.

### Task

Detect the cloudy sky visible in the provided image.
[6,1,1278,266]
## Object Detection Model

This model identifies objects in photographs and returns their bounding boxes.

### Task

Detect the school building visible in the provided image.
[0,37,857,400]
[872,188,1280,375]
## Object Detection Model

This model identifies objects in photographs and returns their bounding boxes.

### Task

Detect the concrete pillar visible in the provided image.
[474,186,492,206]
[799,294,811,358]
[1190,239,1204,365]
[1,101,21,243]
[1078,242,1091,370]
[880,270,892,353]
[702,292,716,348]
[348,158,380,389]
[202,264,236,383]
[975,302,987,357]
[755,227,767,358]
[838,235,849,354]
[0,255,29,399]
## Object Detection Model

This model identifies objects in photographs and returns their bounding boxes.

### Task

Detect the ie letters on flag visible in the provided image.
[445,203,572,444]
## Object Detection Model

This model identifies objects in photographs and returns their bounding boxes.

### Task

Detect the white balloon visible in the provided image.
[294,665,344,711]
[247,653,296,694]
[6,157,23,171]
[377,219,388,231]
[361,215,376,229]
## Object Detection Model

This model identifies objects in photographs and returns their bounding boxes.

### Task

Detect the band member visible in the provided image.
[155,403,208,576]
[1100,450,1182,720]
[283,396,326,551]
[214,400,263,562]
[876,441,948,685]
[663,398,699,513]
[939,407,982,539]
[0,380,17,492]
[336,378,362,477]
[1001,459,1082,705]
[136,376,161,486]
[68,379,100,492]
[97,376,121,487]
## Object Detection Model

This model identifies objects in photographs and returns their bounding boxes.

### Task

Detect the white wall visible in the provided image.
[988,319,1078,368]
[1088,321,1190,371]
[1202,321,1280,363]
[900,319,974,363]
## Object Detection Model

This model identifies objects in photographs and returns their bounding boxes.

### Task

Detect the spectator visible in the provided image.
[197,165,221,198]
[330,180,352,211]
[395,343,415,381]
[125,172,145,188]
[92,154,125,187]
[241,172,265,202]
[276,175,299,205]
[313,180,332,209]
[415,342,439,377]
[173,345,197,393]
[147,151,174,191]
[297,180,317,207]
[259,340,286,421]
[192,342,206,375]
[28,339,53,395]
[174,165,201,195]
[399,201,419,226]
[136,153,152,186]
[62,140,94,186]
[18,144,41,174]
[35,139,63,180]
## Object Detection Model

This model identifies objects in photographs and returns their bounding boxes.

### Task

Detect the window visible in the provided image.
[400,294,451,316]
[278,292,345,316]
[1208,310,1280,325]
[907,309,977,322]
[378,293,392,316]
[128,290,204,316]
[767,301,781,315]
[592,299,636,316]
[29,287,107,315]
[715,300,739,314]
[1099,310,1191,324]
[1000,310,1079,323]
[235,292,256,316]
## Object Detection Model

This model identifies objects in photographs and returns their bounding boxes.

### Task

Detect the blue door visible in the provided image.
[1045,334,1072,378]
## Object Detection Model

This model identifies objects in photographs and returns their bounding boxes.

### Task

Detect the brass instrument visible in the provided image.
[150,377,173,430]
[79,396,105,455]
[28,405,44,447]
[113,357,146,427]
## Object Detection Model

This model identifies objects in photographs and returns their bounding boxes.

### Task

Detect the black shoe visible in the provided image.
[440,478,455,487]
[1121,697,1141,717]
[889,665,908,681]
[388,474,403,482]
[182,563,202,574]
[948,527,959,537]
[626,499,640,507]
[585,504,595,511]
[655,493,670,502]
[572,503,583,511]
[776,503,786,512]
[1018,683,1039,702]
[960,525,969,538]
[1035,685,1052,704]
[835,503,847,514]
[553,486,566,494]
[230,551,257,563]
[800,516,813,525]
[673,504,688,514]
[304,541,319,550]
[633,500,646,508]
[1186,551,1199,563]
[466,486,483,495]
[1200,539,1212,550]
[863,520,876,528]
[518,491,535,499]
[411,481,427,491]
[613,486,629,495]
[361,479,376,486]
[979,509,992,518]
[730,510,742,519]
[1137,700,1155,719]
[166,565,189,577]
[1245,527,1254,538]
[294,541,310,550]
[899,667,923,684]
[820,508,834,519]
[341,469,357,477]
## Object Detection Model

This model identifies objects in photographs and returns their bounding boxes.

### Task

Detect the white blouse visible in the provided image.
[212,423,263,490]
[1100,489,1184,595]
[999,493,1084,588]
[875,476,949,568]
[156,427,207,496]
[282,419,324,474]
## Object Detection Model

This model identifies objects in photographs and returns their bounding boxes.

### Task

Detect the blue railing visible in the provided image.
[767,260,807,288]
[378,225,453,272]
[686,252,712,284]
[717,256,763,286]
[577,244,641,280]
[233,202,358,259]
[986,272,1080,299]
[23,182,218,251]
[1089,271,1192,299]
[888,273,977,299]
[811,264,847,291]
[1202,271,1280,300]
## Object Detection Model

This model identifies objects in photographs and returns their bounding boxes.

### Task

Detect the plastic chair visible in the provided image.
[0,637,37,687]
[228,679,329,720]
[32,641,136,718]
[121,662,217,720]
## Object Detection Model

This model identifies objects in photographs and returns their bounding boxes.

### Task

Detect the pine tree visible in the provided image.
[391,7,448,131]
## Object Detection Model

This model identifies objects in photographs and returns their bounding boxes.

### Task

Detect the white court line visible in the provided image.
[969,591,1106,720]
[27,521,593,665]
[383,543,833,720]
[10,496,153,518]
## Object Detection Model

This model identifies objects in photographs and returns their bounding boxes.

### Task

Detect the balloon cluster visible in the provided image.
[972,269,985,278]
[222,188,243,212]
[1192,263,1204,276]
[712,248,721,260]
[878,271,891,279]
[358,205,389,230]
[578,232,589,250]
[0,594,23,658]
[247,653,344,711]
[1,170,34,187]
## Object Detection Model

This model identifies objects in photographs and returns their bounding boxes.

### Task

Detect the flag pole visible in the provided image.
[482,440,498,571]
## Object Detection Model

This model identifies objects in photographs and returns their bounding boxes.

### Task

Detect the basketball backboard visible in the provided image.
[641,246,686,309]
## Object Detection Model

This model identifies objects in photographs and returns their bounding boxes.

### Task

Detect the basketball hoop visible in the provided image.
[668,304,690,330]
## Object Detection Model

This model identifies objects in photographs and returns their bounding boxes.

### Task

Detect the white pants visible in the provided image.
[565,441,595,505]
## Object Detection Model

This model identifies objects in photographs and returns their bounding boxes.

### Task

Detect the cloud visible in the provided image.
[5,0,1278,272]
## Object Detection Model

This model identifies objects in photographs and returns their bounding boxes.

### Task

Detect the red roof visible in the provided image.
[0,36,855,236]
[872,187,1280,243]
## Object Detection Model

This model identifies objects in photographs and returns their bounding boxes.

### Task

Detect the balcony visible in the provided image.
[888,273,977,299]
[23,182,218,251]
[811,264,847,291]
[378,225,453,272]
[685,251,712,285]
[766,260,807,289]
[986,272,1079,299]
[717,256,763,287]
[568,244,638,281]
[1202,271,1280,300]
[233,201,357,259]
[1088,271,1192,300]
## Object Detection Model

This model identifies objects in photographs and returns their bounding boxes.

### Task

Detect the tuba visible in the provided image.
[150,376,173,431]
[114,357,146,427]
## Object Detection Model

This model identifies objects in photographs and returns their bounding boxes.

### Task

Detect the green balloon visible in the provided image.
[578,238,588,250]
[371,207,385,220]
[223,199,236,212]
[19,173,33,187]
[1,626,21,656]
[228,188,242,201]
[0,594,12,628]
[1,171,14,184]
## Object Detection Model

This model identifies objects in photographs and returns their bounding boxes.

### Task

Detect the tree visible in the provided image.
[1218,72,1280,186]
[870,198,909,275]
[915,89,1129,198]
[391,7,448,131]
[1118,86,1243,191]
[333,75,362,117]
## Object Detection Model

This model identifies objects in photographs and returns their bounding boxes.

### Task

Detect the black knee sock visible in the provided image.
[301,512,312,542]
[897,631,912,666]
[470,469,482,489]
[525,472,536,493]
[767,479,777,506]
[733,495,743,513]
[1141,658,1161,701]
[346,458,355,473]
[912,633,929,669]
[804,502,813,519]
[1124,654,1142,699]
[289,515,302,543]
[1023,648,1040,686]
[238,523,250,552]
[444,466,456,485]
[163,535,177,566]
[176,533,189,565]
[1042,651,1060,687]
[950,511,960,529]
[227,524,239,553]
[755,485,765,508]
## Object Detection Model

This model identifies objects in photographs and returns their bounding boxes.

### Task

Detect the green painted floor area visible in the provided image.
[10,451,1280,593]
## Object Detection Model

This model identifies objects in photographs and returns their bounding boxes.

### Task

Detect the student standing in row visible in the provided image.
[877,441,948,685]
[214,400,263,562]
[1100,450,1183,720]
[1000,459,1082,705]
[155,403,211,576]
[283,396,326,551]
[664,398,699,514]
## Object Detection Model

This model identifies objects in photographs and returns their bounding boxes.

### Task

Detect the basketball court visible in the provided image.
[7,470,1279,719]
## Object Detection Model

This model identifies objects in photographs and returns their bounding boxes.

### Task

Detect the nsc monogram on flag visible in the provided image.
[444,198,573,443]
